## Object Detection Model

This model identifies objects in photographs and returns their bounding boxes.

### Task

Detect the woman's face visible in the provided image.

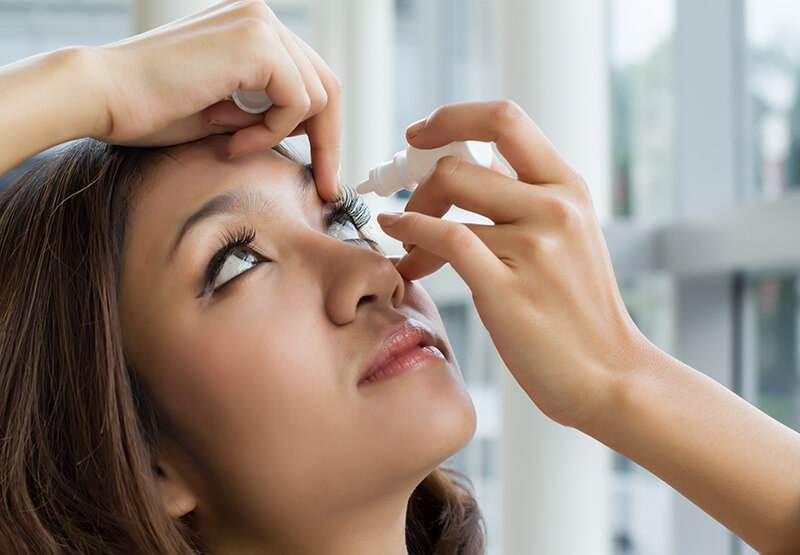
[119,136,475,547]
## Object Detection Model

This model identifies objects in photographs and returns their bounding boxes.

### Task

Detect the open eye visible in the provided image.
[327,218,362,242]
[212,248,259,290]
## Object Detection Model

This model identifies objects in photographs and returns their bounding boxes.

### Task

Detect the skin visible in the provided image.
[118,135,476,555]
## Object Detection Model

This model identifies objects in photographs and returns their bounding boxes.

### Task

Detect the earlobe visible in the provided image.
[156,446,199,519]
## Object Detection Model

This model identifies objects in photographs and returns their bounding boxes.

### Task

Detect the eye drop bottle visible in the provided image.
[232,89,273,114]
[356,141,494,196]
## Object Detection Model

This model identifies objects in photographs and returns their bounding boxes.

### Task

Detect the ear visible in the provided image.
[156,436,199,519]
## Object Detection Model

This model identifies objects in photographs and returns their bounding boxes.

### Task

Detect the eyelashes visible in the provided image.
[328,186,371,229]
[199,186,372,298]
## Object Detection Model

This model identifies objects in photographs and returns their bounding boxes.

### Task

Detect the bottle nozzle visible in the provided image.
[355,179,373,194]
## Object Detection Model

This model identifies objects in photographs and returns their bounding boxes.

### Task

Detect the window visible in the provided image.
[742,272,800,430]
[746,0,800,199]
[609,0,675,223]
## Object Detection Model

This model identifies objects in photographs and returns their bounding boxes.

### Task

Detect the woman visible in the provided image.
[0,133,482,553]
[2,1,800,554]
[1,3,483,552]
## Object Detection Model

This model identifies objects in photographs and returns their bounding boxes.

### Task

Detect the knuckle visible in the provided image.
[442,223,473,252]
[308,85,328,114]
[569,172,593,202]
[519,231,544,253]
[492,99,526,128]
[236,16,273,43]
[296,92,312,114]
[324,73,343,98]
[235,0,273,20]
[548,196,583,231]
[402,211,422,229]
[429,155,462,184]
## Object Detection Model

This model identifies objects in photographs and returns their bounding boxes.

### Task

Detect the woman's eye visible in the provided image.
[327,218,363,242]
[212,248,259,290]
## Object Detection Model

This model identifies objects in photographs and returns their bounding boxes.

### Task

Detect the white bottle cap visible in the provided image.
[232,89,273,114]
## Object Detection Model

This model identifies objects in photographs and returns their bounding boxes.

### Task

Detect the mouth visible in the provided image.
[357,319,446,387]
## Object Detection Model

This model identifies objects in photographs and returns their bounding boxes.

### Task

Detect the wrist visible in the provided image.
[579,331,667,441]
[46,46,112,140]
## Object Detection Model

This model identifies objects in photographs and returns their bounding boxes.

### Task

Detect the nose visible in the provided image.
[311,237,405,326]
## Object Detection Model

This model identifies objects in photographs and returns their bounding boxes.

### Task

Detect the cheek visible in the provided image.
[160,308,329,451]
[147,295,364,498]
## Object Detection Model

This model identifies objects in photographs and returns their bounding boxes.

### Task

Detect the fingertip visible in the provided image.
[406,118,427,141]
[310,150,341,201]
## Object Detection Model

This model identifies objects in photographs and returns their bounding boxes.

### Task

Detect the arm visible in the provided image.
[378,99,800,554]
[0,1,342,200]
[0,46,106,177]
[592,344,800,554]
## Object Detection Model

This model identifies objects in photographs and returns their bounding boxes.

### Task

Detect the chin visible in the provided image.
[410,363,478,478]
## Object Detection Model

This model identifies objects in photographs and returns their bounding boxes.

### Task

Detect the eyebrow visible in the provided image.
[168,164,314,261]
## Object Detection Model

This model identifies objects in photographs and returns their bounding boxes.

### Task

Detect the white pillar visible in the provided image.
[311,0,394,188]
[496,0,612,224]
[496,1,613,553]
[134,0,212,32]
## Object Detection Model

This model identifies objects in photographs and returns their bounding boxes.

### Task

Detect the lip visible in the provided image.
[358,319,445,386]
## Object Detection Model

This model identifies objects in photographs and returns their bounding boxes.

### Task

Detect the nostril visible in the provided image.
[357,294,376,307]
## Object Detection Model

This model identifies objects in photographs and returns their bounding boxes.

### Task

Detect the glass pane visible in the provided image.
[394,0,497,154]
[746,0,800,198]
[609,0,675,223]
[751,274,800,429]
[0,0,131,65]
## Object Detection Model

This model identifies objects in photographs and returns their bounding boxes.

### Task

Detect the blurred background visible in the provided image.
[2,1,800,553]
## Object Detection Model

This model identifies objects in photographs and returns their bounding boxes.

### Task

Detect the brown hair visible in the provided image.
[0,138,485,554]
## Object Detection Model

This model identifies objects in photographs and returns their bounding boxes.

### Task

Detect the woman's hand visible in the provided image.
[378,100,650,430]
[93,0,341,200]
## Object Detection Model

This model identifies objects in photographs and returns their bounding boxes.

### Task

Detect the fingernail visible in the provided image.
[406,119,427,139]
[378,212,403,227]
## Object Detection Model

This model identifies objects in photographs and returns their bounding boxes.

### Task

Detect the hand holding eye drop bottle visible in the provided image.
[356,141,493,196]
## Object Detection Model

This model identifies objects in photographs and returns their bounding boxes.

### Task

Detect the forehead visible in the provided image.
[134,136,308,220]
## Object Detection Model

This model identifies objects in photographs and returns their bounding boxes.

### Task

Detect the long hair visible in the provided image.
[0,138,485,554]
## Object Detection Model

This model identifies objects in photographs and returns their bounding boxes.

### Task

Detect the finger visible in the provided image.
[228,42,309,156]
[405,155,547,224]
[392,221,517,281]
[395,247,446,281]
[491,152,514,177]
[407,100,575,186]
[291,35,342,202]
[377,212,506,294]
[205,99,266,127]
[278,27,328,117]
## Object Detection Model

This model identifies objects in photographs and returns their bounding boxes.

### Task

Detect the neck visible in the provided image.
[207,489,411,555]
